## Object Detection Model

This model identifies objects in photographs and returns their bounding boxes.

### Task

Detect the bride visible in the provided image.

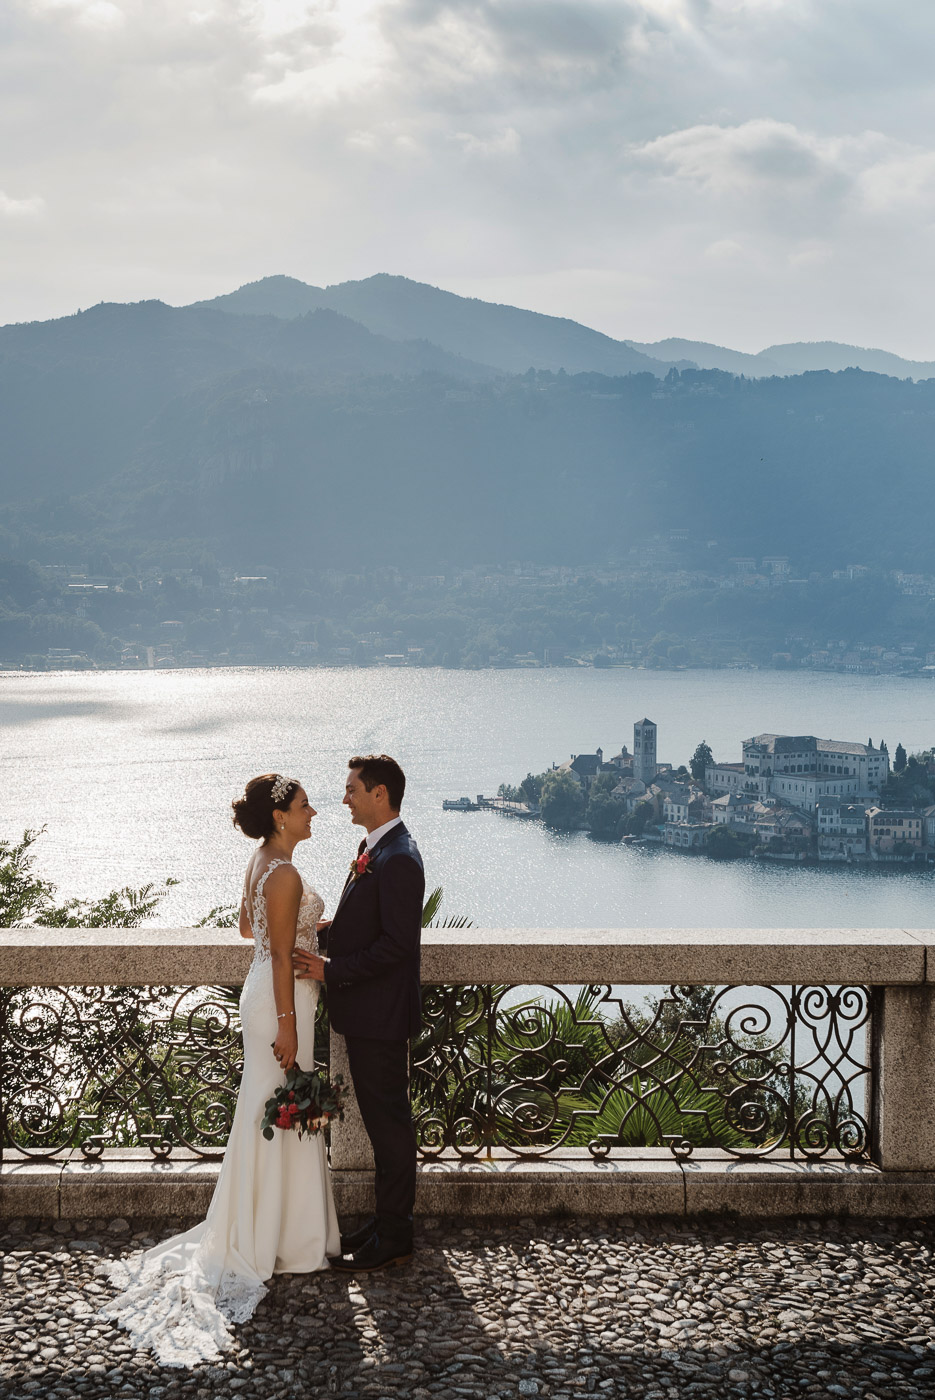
[101,774,340,1366]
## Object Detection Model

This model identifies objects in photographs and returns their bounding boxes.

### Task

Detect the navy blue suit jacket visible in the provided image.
[323,821,424,1042]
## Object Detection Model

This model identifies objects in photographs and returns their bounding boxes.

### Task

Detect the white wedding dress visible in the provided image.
[101,859,340,1367]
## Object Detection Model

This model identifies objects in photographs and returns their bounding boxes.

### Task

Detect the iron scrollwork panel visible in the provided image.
[0,985,244,1160]
[411,983,872,1161]
[0,985,330,1161]
[789,984,872,1158]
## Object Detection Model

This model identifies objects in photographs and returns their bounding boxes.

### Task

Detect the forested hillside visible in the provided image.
[0,299,494,501]
[1,297,934,575]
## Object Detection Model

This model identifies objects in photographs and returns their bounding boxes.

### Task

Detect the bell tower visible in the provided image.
[633,718,657,784]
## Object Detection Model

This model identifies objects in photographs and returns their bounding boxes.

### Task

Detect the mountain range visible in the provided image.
[189,273,935,382]
[626,336,935,381]
[1,274,934,576]
[188,274,684,378]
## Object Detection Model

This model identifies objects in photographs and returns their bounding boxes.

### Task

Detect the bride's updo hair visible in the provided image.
[232,774,297,841]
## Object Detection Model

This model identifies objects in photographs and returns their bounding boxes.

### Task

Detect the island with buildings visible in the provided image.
[484,719,935,864]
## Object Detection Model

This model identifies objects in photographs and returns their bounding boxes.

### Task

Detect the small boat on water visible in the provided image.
[442,796,481,811]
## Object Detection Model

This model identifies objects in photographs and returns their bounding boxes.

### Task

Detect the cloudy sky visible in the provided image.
[3,0,934,354]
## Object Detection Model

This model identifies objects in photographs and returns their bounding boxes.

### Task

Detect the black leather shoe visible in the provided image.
[339,1216,377,1256]
[330,1232,413,1273]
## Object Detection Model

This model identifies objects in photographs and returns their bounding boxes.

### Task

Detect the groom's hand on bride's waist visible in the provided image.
[293,948,328,981]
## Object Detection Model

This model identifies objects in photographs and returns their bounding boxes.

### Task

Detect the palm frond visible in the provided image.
[422,885,472,928]
[196,904,239,928]
[422,886,444,927]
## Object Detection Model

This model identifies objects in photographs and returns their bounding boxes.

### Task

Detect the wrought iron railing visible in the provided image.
[0,981,871,1163]
[412,983,871,1161]
[0,985,251,1161]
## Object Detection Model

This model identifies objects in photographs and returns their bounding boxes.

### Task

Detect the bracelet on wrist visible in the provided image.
[277,1011,295,1020]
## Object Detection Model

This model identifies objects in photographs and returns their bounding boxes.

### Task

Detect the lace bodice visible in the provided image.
[247,859,324,967]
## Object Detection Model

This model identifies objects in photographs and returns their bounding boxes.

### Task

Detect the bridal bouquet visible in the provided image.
[261,1064,347,1141]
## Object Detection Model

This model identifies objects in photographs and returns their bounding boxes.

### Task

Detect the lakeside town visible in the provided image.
[5,545,935,674]
[473,720,935,865]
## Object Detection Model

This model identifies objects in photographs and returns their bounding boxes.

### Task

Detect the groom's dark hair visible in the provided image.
[349,754,406,811]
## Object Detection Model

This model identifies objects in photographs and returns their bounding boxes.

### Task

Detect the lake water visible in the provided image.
[2,666,934,931]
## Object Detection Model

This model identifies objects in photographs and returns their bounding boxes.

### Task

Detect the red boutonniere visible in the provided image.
[349,850,372,881]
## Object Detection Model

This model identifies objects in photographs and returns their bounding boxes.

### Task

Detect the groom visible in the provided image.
[294,753,424,1272]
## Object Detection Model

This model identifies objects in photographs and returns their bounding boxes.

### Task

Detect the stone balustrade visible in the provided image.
[2,926,934,1220]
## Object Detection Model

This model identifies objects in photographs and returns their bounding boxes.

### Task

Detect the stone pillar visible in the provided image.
[872,985,935,1172]
[328,1030,374,1171]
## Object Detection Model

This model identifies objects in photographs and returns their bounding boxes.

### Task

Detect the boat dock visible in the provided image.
[442,795,540,818]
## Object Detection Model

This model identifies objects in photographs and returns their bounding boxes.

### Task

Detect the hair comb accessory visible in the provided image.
[271,774,295,806]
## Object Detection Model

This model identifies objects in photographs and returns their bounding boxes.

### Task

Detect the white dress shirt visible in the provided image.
[366,815,403,850]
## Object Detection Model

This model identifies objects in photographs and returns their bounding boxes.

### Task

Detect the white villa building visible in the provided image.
[705,734,889,812]
[816,796,869,859]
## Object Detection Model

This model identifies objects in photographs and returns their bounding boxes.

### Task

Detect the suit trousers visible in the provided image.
[344,1036,417,1242]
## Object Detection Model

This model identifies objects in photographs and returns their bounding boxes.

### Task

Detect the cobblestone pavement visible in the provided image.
[1,1215,934,1400]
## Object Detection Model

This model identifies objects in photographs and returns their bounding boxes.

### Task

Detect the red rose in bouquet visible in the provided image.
[262,1065,347,1142]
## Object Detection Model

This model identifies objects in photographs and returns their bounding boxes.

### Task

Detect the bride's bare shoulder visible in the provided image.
[261,861,302,896]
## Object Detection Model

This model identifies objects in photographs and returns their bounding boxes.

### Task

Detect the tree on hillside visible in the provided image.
[539,770,585,832]
[690,741,714,782]
[646,631,682,668]
[519,772,545,804]
[624,800,654,836]
[588,771,620,798]
[497,782,522,802]
[586,787,627,839]
[704,825,752,861]
[879,755,935,812]
[895,742,907,772]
